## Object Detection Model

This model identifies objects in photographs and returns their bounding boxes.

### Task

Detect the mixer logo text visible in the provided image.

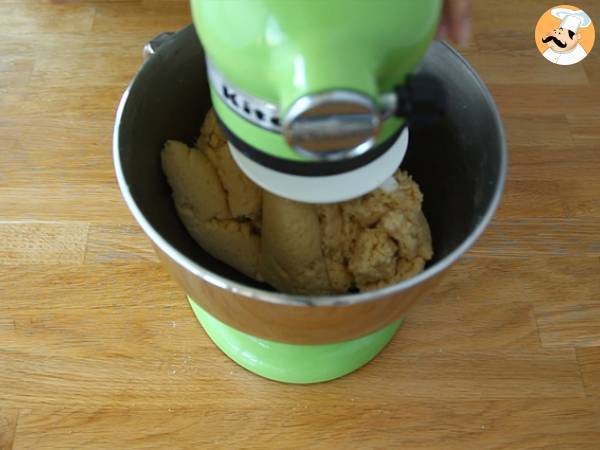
[206,58,282,132]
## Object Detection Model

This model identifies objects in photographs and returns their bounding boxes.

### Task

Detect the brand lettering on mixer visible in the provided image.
[206,57,282,131]
[221,84,281,129]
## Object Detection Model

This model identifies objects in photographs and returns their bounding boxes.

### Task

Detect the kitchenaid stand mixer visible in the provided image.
[191,0,445,203]
[187,0,445,382]
[114,0,506,384]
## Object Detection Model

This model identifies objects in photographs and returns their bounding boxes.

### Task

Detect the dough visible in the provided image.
[161,110,433,294]
[160,117,261,280]
[259,192,332,294]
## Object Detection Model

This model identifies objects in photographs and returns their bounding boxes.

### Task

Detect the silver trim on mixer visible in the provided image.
[206,57,399,156]
[282,90,382,160]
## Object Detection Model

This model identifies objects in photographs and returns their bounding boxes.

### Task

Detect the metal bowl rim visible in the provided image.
[112,38,507,307]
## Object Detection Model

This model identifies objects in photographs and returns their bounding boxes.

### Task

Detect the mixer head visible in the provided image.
[191,0,445,203]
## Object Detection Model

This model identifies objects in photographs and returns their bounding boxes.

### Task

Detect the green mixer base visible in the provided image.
[188,297,403,384]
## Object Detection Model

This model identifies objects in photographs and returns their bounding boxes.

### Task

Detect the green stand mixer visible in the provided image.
[187,0,442,382]
[114,0,506,384]
[191,0,444,203]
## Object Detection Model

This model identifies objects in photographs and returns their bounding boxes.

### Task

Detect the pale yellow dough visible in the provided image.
[161,110,433,294]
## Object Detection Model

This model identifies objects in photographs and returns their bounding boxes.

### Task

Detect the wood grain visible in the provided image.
[472,220,600,256]
[460,53,590,85]
[0,222,88,265]
[0,409,18,450]
[490,84,600,115]
[1,0,600,448]
[9,400,600,450]
[577,346,600,396]
[85,224,158,263]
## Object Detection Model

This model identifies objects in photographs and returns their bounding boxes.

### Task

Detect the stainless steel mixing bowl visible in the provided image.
[113,26,506,344]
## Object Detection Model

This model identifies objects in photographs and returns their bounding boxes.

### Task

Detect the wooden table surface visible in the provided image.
[1,1,600,449]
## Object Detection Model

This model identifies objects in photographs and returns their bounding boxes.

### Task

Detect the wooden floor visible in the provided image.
[1,1,599,449]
